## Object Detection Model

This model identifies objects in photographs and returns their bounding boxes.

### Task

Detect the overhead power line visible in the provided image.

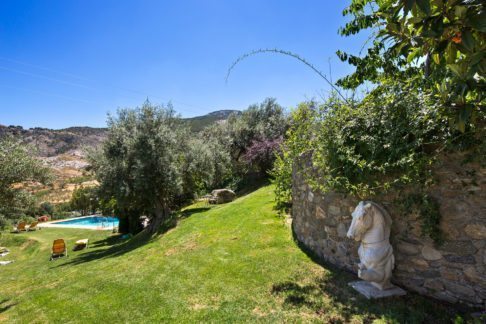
[0,57,212,116]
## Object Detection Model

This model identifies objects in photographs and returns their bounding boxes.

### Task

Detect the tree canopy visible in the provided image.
[90,101,226,233]
[0,137,51,219]
[338,0,485,131]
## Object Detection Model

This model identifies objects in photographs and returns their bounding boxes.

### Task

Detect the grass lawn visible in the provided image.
[0,186,470,323]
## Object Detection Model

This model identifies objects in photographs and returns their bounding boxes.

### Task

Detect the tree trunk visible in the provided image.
[149,200,167,234]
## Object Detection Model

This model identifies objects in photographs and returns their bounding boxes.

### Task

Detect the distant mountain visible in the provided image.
[0,109,239,156]
[0,125,106,157]
[184,109,240,132]
[0,109,239,203]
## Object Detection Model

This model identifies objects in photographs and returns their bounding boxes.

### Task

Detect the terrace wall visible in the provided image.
[291,152,485,308]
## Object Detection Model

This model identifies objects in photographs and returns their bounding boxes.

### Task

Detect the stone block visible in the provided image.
[323,217,337,227]
[410,258,429,270]
[440,222,461,238]
[444,255,476,264]
[421,245,442,261]
[433,291,458,304]
[324,226,337,237]
[315,206,326,219]
[397,241,420,255]
[441,241,477,256]
[337,223,347,238]
[463,266,485,285]
[440,268,460,281]
[464,224,486,240]
[424,279,444,291]
[443,281,476,298]
[348,281,406,299]
[418,270,440,278]
[328,205,340,216]
[307,191,314,203]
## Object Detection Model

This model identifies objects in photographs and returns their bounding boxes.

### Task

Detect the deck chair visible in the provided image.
[12,221,26,233]
[50,239,68,261]
[27,221,38,231]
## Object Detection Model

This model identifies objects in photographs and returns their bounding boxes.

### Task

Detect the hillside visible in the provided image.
[0,186,463,323]
[0,110,239,156]
[0,110,238,203]
[184,109,240,132]
[0,125,106,157]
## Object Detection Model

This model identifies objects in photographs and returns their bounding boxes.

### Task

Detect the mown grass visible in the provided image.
[0,186,470,323]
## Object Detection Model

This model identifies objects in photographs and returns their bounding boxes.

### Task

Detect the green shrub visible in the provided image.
[273,83,484,243]
[0,214,11,231]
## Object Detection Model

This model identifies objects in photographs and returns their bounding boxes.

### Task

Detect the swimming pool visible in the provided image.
[39,215,119,230]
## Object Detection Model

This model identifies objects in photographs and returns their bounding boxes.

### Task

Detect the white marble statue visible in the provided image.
[347,201,395,290]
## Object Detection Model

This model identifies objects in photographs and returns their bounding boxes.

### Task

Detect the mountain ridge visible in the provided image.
[0,109,239,157]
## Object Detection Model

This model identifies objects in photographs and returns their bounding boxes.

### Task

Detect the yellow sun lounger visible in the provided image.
[12,222,26,233]
[27,221,38,231]
[50,239,68,261]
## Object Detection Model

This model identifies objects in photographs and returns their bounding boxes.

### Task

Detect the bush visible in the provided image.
[40,202,54,216]
[272,84,484,243]
[51,212,72,220]
[18,214,36,225]
[0,214,11,231]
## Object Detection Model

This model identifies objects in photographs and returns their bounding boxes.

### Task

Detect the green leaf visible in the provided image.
[445,43,457,64]
[404,0,415,14]
[454,6,467,19]
[432,53,440,65]
[386,23,400,34]
[407,48,421,62]
[456,118,465,133]
[467,10,486,32]
[430,17,444,36]
[416,0,431,16]
[448,64,463,78]
[409,16,423,24]
[469,51,484,66]
[461,30,474,52]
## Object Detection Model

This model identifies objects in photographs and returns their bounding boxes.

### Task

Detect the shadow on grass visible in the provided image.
[54,216,180,268]
[179,207,211,218]
[236,177,271,198]
[0,298,17,314]
[274,225,472,323]
[55,203,217,269]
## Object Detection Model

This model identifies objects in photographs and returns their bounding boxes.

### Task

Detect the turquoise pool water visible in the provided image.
[54,216,119,228]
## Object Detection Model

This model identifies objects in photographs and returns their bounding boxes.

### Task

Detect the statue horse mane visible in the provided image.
[364,200,392,240]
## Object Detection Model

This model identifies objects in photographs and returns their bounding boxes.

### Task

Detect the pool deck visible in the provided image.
[38,215,118,231]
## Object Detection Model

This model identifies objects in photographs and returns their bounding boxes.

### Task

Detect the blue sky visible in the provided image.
[0,0,365,129]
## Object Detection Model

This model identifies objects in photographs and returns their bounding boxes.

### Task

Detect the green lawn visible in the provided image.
[0,186,467,323]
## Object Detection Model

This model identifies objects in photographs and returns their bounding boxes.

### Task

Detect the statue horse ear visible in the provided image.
[364,203,372,211]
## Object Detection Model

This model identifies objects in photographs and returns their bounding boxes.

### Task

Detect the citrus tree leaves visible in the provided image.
[338,0,485,132]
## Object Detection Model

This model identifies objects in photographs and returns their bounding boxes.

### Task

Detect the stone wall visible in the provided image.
[291,152,485,308]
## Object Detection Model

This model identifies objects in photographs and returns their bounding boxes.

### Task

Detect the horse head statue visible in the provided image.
[347,201,395,290]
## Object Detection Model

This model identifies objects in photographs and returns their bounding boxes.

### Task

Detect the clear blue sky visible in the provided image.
[0,0,365,129]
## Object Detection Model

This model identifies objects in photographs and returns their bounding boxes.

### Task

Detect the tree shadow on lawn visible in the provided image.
[272,229,474,323]
[235,177,271,198]
[179,207,211,218]
[54,205,213,268]
[54,215,181,268]
[0,298,17,314]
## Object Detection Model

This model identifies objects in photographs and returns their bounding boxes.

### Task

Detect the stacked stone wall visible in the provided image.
[292,152,485,307]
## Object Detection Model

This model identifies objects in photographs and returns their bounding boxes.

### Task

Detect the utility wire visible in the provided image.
[0,84,99,105]
[0,57,212,116]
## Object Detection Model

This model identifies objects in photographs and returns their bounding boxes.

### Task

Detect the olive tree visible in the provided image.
[0,137,51,220]
[70,186,98,216]
[91,101,212,234]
